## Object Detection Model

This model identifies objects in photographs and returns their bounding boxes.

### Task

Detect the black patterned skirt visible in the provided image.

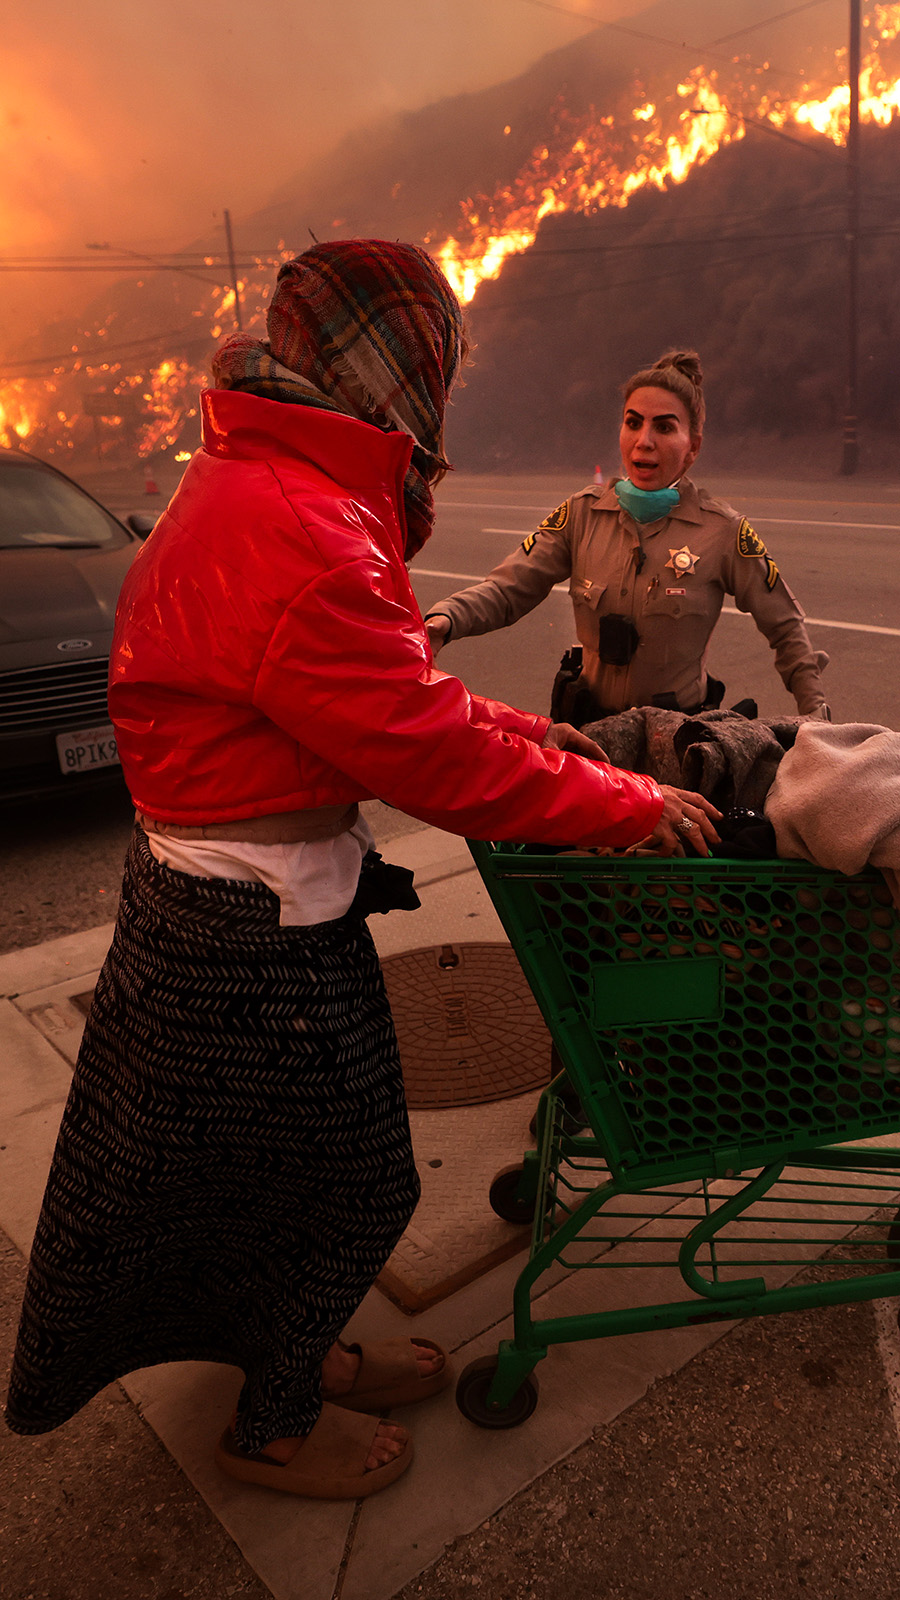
[5,829,419,1453]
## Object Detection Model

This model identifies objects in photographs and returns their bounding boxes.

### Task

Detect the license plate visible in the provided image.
[55,723,120,775]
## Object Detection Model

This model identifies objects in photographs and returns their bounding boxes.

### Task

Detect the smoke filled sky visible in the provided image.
[1,0,657,339]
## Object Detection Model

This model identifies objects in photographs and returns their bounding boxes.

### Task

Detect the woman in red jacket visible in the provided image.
[6,240,717,1499]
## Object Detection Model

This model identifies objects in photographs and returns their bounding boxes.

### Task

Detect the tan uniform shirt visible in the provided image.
[428,477,828,715]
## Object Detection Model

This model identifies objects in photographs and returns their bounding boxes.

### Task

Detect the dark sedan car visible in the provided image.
[0,449,156,799]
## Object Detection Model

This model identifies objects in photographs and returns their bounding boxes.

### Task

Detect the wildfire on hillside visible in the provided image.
[434,5,900,303]
[3,5,900,463]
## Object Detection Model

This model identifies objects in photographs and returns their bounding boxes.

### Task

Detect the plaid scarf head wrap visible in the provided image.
[211,238,465,559]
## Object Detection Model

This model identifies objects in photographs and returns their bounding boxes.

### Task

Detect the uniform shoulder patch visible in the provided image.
[538,500,569,533]
[737,517,768,559]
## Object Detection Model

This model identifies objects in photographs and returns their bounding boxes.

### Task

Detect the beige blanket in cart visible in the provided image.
[764,721,900,910]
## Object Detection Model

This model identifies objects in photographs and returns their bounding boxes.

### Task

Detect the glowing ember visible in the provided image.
[0,385,37,447]
[875,3,900,42]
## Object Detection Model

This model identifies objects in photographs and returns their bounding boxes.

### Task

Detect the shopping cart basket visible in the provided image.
[455,841,900,1427]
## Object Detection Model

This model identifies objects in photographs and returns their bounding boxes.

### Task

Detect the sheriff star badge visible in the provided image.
[666,545,699,576]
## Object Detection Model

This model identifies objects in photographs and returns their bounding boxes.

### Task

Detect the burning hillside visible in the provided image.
[3,4,900,465]
[434,5,900,303]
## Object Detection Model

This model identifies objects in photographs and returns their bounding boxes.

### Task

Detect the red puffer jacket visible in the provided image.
[109,390,663,846]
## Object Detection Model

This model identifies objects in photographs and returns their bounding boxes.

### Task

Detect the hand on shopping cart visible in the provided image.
[541,721,611,762]
[636,786,722,858]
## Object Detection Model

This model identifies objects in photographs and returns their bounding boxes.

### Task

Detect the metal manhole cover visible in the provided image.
[379,942,551,1109]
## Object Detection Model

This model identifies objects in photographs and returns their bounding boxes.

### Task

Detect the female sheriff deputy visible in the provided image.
[426,350,829,726]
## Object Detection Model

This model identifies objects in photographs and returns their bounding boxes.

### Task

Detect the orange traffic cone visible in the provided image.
[593,464,603,485]
[144,465,159,495]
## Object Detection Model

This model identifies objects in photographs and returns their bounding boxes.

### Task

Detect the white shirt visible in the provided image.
[144,813,375,926]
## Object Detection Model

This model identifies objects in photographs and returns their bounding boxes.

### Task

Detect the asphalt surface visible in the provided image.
[4,461,900,1598]
[395,1260,900,1600]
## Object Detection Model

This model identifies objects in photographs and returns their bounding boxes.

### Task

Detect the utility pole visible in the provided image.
[223,209,244,332]
[839,0,861,475]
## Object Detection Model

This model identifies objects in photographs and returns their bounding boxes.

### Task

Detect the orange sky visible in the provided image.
[3,0,655,340]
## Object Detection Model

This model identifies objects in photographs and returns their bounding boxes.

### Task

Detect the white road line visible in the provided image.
[413,570,900,638]
[414,567,488,583]
[415,566,576,597]
[754,516,900,532]
[416,566,571,594]
[441,494,900,516]
[722,605,900,638]
[479,519,900,535]
[438,501,559,511]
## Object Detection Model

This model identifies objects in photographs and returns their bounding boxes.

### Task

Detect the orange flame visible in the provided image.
[437,8,900,303]
[0,383,37,447]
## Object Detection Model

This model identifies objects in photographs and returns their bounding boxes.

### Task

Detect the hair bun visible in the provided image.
[653,349,703,390]
[623,348,705,433]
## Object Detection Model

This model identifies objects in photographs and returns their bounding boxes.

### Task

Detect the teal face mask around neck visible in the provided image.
[615,478,681,524]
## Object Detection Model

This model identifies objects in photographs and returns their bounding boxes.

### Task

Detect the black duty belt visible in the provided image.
[550,648,726,727]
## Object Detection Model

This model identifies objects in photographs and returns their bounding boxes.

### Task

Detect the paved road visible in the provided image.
[3,465,899,955]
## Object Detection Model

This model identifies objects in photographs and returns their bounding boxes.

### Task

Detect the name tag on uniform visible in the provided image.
[666,586,686,595]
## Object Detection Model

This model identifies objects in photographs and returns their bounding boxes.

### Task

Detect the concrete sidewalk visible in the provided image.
[4,822,900,1600]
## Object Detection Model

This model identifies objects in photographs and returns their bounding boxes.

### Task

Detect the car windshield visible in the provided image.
[0,460,130,550]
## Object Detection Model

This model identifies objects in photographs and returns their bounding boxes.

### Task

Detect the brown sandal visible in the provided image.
[329,1337,453,1412]
[215,1402,413,1499]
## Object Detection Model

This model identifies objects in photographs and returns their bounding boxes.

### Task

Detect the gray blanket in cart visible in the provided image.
[765,721,900,911]
[581,706,803,812]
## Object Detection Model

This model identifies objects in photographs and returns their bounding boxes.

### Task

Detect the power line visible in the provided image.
[12,214,899,374]
[443,221,900,286]
[84,239,228,291]
[506,0,841,84]
[710,0,836,47]
[737,110,839,159]
[1,327,216,377]
[464,232,858,313]
[0,252,280,265]
[12,174,897,274]
[10,197,900,374]
[486,224,860,260]
[0,260,278,276]
[536,185,893,235]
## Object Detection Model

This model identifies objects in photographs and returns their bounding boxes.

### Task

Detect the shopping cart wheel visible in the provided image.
[489,1163,535,1224]
[886,1206,900,1263]
[455,1356,539,1429]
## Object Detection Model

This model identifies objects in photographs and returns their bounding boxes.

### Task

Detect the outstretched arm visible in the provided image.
[424,502,573,652]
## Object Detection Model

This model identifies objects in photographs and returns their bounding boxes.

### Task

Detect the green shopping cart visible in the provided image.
[454,841,900,1427]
